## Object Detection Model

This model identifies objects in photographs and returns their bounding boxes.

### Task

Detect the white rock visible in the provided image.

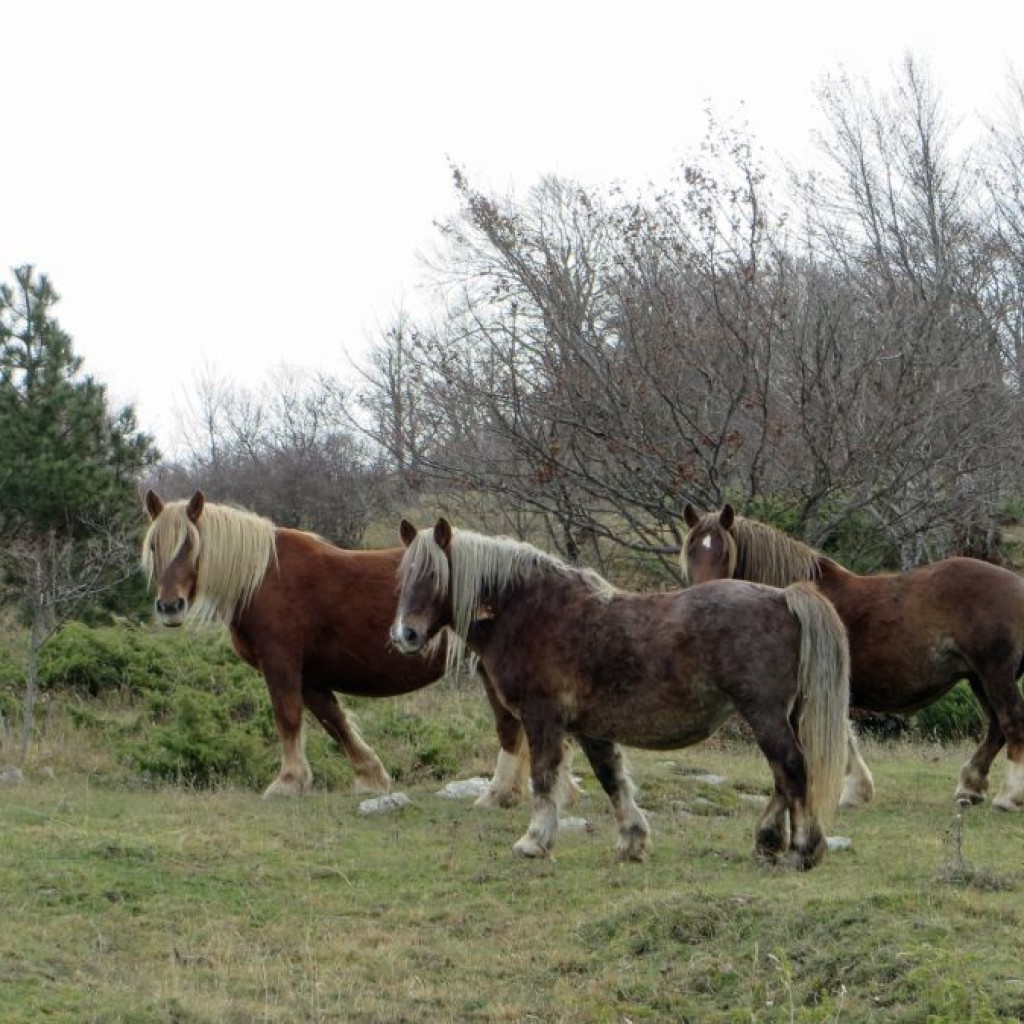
[690,773,728,786]
[357,792,412,815]
[560,816,595,834]
[739,793,769,807]
[437,777,492,800]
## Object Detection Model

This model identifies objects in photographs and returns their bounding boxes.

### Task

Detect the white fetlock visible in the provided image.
[616,826,651,863]
[474,786,521,809]
[992,794,1022,812]
[993,761,1024,811]
[262,775,307,799]
[513,833,551,858]
[353,773,391,795]
[953,784,986,806]
[839,776,874,809]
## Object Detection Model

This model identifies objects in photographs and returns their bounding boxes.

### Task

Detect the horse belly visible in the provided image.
[573,688,736,751]
[848,635,970,713]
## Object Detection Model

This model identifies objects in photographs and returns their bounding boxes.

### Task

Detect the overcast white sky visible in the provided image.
[3,1,1021,456]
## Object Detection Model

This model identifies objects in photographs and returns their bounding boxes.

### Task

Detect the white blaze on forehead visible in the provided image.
[701,535,713,549]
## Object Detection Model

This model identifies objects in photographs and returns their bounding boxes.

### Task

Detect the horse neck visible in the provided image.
[450,535,599,641]
[193,512,277,624]
[734,519,822,588]
[812,555,857,589]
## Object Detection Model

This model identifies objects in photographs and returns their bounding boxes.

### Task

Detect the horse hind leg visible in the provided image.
[303,688,391,794]
[744,713,827,870]
[839,722,876,809]
[981,672,1024,812]
[576,735,651,862]
[753,791,789,861]
[954,679,1002,806]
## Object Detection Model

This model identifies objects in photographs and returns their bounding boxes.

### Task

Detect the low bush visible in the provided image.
[7,620,496,792]
[911,681,984,742]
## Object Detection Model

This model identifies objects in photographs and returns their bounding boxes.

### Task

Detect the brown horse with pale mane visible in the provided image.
[141,490,537,803]
[391,518,851,870]
[682,503,1024,811]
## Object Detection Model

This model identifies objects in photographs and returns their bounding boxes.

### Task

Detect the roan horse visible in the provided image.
[141,491,534,803]
[682,503,1024,812]
[391,518,851,869]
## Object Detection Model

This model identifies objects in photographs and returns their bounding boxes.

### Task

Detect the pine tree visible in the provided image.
[0,265,158,539]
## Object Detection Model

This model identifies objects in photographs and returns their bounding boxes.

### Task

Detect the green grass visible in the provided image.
[3,715,1024,1023]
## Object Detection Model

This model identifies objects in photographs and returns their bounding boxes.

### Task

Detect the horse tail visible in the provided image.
[783,582,851,827]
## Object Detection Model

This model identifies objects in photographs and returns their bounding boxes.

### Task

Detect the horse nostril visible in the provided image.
[156,597,186,615]
[392,622,420,649]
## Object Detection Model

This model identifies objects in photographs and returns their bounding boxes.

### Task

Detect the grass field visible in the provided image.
[2,689,1024,1023]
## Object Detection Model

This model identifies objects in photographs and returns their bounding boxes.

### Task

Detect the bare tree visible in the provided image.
[2,520,137,758]
[355,60,1024,576]
[160,366,381,545]
[795,55,1017,562]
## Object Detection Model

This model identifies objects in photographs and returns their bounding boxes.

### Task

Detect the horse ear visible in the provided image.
[186,491,205,524]
[720,504,735,530]
[434,518,453,551]
[144,490,164,520]
[683,503,701,528]
[399,519,418,547]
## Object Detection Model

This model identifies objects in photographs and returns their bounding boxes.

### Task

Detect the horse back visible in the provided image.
[818,556,1024,710]
[477,577,803,747]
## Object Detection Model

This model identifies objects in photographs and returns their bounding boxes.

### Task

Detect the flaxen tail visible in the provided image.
[784,582,851,827]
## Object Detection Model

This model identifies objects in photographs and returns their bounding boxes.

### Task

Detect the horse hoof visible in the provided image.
[754,827,787,858]
[262,779,306,800]
[839,787,874,809]
[352,772,392,795]
[787,850,821,871]
[954,789,985,806]
[474,788,521,809]
[616,828,652,863]
[513,835,550,858]
[616,846,649,864]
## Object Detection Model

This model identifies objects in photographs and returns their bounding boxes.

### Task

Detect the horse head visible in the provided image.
[143,489,206,626]
[681,503,738,584]
[391,517,454,654]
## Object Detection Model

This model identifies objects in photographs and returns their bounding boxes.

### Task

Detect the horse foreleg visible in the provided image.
[577,735,650,862]
[475,669,530,808]
[839,722,876,809]
[262,669,313,799]
[983,675,1024,812]
[512,712,566,858]
[955,680,1002,805]
[474,669,583,809]
[303,688,391,794]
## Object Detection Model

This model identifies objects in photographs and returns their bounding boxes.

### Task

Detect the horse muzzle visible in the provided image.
[390,619,425,655]
[155,596,187,627]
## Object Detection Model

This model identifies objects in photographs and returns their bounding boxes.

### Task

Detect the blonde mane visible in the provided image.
[400,526,616,676]
[142,499,277,625]
[730,515,821,587]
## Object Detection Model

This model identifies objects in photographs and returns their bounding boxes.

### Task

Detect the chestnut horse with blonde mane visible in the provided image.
[682,503,1024,812]
[392,518,851,870]
[141,491,535,803]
